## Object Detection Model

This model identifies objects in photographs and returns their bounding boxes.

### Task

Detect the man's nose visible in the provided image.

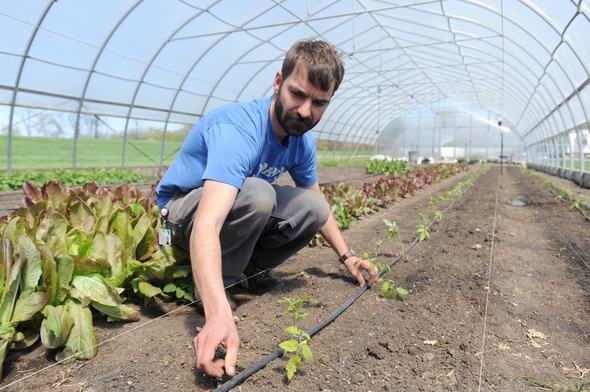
[298,99,312,118]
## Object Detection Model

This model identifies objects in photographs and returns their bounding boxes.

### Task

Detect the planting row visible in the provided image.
[520,167,590,221]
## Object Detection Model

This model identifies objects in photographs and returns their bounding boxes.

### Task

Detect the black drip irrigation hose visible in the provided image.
[213,169,483,392]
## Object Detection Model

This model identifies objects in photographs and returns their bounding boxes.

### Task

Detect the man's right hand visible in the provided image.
[190,180,241,378]
[194,310,239,378]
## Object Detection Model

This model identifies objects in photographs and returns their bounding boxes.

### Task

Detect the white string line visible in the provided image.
[0,273,259,390]
[477,168,501,391]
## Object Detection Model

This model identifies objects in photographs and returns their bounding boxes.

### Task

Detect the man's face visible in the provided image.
[273,68,334,138]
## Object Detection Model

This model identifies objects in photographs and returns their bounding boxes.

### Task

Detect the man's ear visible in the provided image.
[273,71,282,94]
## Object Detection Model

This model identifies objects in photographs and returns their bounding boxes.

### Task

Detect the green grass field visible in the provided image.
[0,136,183,169]
[0,136,372,170]
[2,135,587,172]
[573,160,590,171]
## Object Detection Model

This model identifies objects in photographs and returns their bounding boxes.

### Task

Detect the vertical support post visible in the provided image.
[568,129,575,172]
[500,132,504,175]
[560,132,567,176]
[485,113,490,163]
[576,126,585,185]
[498,117,503,174]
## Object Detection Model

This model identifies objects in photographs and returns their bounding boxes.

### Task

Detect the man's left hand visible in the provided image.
[343,256,378,287]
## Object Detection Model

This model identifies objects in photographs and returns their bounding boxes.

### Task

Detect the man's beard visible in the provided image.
[275,87,319,137]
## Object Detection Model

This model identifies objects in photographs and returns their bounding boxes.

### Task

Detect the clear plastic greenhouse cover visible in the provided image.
[0,0,589,167]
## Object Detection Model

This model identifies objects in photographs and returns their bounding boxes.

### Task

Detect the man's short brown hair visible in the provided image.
[282,39,345,94]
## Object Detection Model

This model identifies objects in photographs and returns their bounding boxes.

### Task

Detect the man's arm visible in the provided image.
[304,182,378,287]
[191,180,240,378]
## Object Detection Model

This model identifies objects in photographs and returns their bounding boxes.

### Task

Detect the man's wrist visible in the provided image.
[338,249,357,264]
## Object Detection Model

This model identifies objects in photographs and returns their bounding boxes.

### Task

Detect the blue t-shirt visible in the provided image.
[155,96,317,207]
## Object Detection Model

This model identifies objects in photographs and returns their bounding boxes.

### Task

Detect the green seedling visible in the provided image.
[555,187,572,201]
[452,179,468,199]
[434,209,444,222]
[428,196,438,209]
[362,251,408,301]
[438,192,453,203]
[374,219,400,257]
[278,296,313,382]
[570,195,586,210]
[380,278,409,300]
[429,196,444,222]
[361,219,408,301]
[416,210,431,242]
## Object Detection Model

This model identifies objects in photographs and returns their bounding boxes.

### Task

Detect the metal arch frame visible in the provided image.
[439,0,486,109]
[204,0,361,109]
[510,0,590,172]
[153,0,358,164]
[372,0,574,137]
[316,56,424,140]
[471,9,555,127]
[515,12,581,134]
[167,0,421,123]
[6,0,55,171]
[154,4,307,167]
[331,3,450,147]
[523,65,590,169]
[166,0,346,122]
[334,75,440,149]
[142,4,218,170]
[339,82,420,148]
[412,0,581,150]
[523,60,571,146]
[2,0,589,170]
[333,0,554,148]
[74,1,142,169]
[196,1,280,114]
[177,0,356,148]
[335,96,375,145]
[120,2,216,169]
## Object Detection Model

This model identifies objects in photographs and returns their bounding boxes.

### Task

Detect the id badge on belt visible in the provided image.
[159,207,171,246]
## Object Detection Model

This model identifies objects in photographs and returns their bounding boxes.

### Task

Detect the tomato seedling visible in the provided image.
[278,296,313,382]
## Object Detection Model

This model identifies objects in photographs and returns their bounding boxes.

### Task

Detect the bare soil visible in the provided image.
[1,164,589,392]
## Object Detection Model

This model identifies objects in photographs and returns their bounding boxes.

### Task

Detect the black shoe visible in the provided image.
[239,262,280,294]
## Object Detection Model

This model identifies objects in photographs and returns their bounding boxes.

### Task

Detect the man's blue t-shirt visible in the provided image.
[155,96,317,207]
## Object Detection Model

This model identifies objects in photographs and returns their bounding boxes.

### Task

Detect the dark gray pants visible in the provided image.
[164,178,330,285]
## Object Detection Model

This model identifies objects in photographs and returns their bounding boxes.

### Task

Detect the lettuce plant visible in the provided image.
[0,236,49,379]
[0,179,189,377]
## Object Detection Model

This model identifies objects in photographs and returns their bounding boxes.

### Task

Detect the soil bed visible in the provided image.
[1,164,589,391]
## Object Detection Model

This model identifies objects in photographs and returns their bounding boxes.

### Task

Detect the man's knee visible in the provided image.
[304,190,330,229]
[236,178,276,221]
[310,191,330,230]
[281,186,330,231]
